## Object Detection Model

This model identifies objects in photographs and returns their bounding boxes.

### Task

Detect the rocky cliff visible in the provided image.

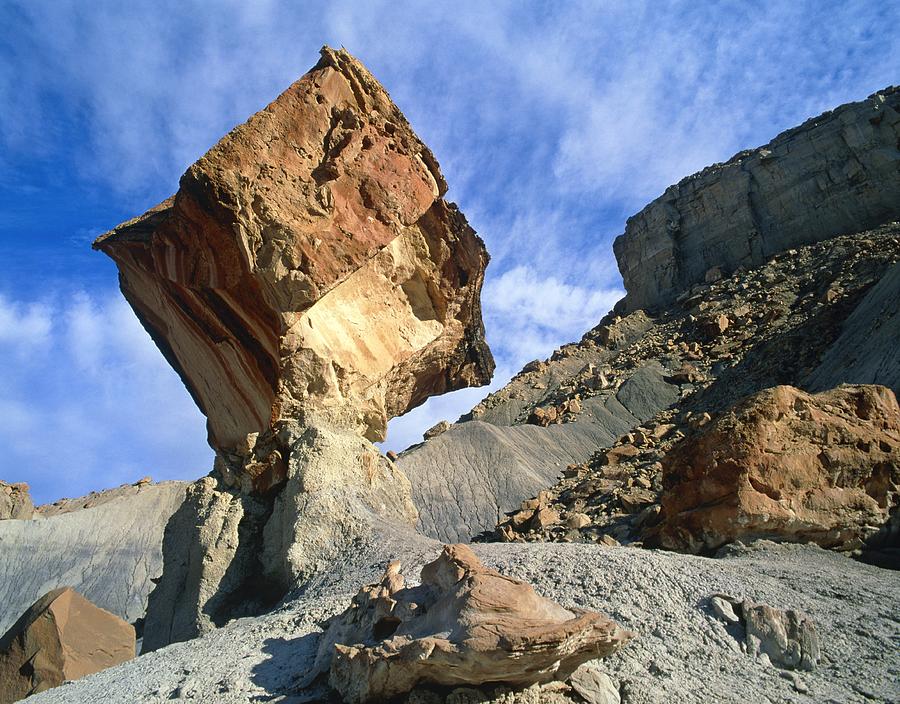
[613,86,900,312]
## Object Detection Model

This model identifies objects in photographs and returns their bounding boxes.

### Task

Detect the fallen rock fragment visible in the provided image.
[742,600,820,671]
[707,595,820,671]
[0,482,32,520]
[568,662,620,704]
[423,420,452,441]
[316,544,633,703]
[0,588,135,703]
[652,384,900,552]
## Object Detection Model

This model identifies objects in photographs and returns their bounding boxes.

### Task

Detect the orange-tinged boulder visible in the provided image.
[95,47,493,491]
[0,588,135,703]
[652,384,900,552]
[316,545,633,703]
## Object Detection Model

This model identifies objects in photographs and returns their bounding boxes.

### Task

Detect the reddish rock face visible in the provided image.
[95,48,493,489]
[0,482,33,520]
[652,384,900,552]
[0,588,135,703]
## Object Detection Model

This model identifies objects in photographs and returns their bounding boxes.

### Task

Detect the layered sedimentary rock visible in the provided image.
[0,481,186,637]
[95,46,493,493]
[0,588,134,703]
[652,384,900,552]
[805,260,900,393]
[316,544,632,703]
[0,482,32,520]
[143,424,418,651]
[614,86,900,312]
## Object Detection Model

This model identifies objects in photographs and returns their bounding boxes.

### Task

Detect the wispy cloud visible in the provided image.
[2,0,898,488]
[0,291,211,503]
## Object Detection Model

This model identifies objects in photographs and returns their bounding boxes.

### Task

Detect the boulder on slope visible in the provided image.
[651,384,900,552]
[0,588,135,703]
[94,46,493,493]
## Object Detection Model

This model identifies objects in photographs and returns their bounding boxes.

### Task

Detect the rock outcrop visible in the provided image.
[614,86,900,312]
[315,544,632,703]
[0,482,32,520]
[0,588,134,703]
[484,224,900,548]
[142,424,418,651]
[708,594,820,672]
[95,46,493,493]
[652,384,900,552]
[0,481,186,638]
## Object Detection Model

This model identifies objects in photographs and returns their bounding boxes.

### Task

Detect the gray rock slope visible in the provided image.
[805,259,900,393]
[398,358,678,542]
[29,540,900,704]
[614,86,900,313]
[0,482,186,635]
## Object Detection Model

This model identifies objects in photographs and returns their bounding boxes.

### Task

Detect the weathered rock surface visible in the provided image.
[316,544,631,702]
[652,384,900,552]
[0,588,134,703]
[805,259,900,393]
[0,482,186,638]
[614,86,900,312]
[94,46,493,492]
[0,482,32,520]
[486,225,900,548]
[27,541,900,704]
[143,422,419,651]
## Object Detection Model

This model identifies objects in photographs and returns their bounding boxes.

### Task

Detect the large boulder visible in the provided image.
[652,384,900,552]
[0,588,134,703]
[613,86,900,313]
[0,482,32,520]
[94,46,493,493]
[316,544,633,703]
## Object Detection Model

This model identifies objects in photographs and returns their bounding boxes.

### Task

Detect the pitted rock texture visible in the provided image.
[316,544,632,703]
[0,588,135,703]
[0,482,32,520]
[652,384,900,553]
[0,482,186,638]
[613,86,900,312]
[143,422,419,651]
[94,46,493,491]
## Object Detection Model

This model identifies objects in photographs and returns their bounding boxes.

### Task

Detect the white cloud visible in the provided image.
[3,0,898,484]
[0,296,52,357]
[0,290,212,503]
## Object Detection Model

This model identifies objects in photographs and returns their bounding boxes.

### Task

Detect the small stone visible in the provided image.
[709,595,740,624]
[386,451,399,462]
[568,662,620,704]
[423,420,451,441]
[566,513,592,529]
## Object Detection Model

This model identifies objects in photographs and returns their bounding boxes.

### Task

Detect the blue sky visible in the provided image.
[1,0,897,504]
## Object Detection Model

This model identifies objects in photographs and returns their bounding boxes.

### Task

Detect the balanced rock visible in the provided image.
[0,482,32,520]
[316,544,633,703]
[0,588,134,703]
[652,384,900,552]
[94,46,493,492]
[614,86,900,312]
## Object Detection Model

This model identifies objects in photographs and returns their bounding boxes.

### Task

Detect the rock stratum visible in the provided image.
[95,46,493,493]
[614,86,900,312]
